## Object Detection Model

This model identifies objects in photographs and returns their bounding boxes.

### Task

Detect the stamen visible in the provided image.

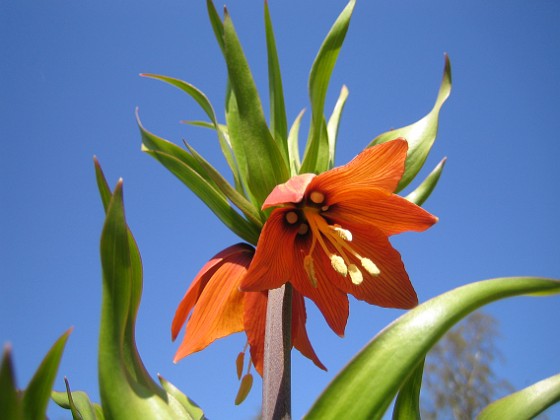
[304,255,318,287]
[321,205,330,212]
[285,211,298,224]
[309,191,325,204]
[332,226,352,242]
[330,255,348,276]
[298,223,309,235]
[348,264,363,285]
[361,258,380,276]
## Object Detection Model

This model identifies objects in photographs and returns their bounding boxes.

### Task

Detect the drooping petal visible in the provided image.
[172,244,248,340]
[241,209,300,291]
[291,290,326,371]
[243,290,268,376]
[262,173,316,209]
[173,244,254,362]
[327,187,438,236]
[309,139,408,196]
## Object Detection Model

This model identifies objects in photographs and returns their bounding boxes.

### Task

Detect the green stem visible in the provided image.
[262,283,292,420]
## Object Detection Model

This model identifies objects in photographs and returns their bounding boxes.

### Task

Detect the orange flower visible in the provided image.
[172,243,325,377]
[240,139,438,336]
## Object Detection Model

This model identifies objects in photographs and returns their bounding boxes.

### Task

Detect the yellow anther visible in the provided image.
[309,191,325,204]
[285,211,298,224]
[298,223,309,235]
[361,258,380,276]
[321,205,330,212]
[348,264,363,285]
[332,226,352,242]
[304,255,318,287]
[330,255,348,276]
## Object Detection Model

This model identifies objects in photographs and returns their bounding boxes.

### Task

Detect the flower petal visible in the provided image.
[173,244,254,362]
[328,188,438,236]
[292,290,326,371]
[324,221,418,309]
[309,139,408,196]
[241,209,300,291]
[243,290,268,376]
[262,173,316,209]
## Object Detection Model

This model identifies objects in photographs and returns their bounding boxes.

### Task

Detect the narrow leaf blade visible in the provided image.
[370,55,452,192]
[405,157,446,206]
[478,373,560,420]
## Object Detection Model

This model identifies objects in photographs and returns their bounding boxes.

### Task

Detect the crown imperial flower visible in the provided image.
[240,139,438,335]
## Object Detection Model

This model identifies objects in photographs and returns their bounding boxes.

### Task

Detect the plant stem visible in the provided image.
[262,283,292,420]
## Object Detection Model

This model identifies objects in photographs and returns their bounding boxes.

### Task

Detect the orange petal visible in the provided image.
[173,245,253,362]
[243,291,268,376]
[291,290,326,371]
[172,243,254,340]
[328,188,438,236]
[310,139,408,196]
[241,209,299,292]
[287,234,349,337]
[262,173,316,209]
[324,222,418,309]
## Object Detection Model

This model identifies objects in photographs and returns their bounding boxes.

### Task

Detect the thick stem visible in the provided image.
[262,283,292,420]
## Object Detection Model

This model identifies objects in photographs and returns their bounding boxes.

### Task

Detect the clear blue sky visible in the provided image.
[1,1,559,418]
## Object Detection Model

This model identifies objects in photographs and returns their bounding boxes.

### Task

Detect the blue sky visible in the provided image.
[1,1,559,418]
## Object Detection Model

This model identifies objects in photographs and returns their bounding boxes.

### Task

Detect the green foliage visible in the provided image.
[304,277,560,420]
[370,54,452,193]
[0,329,70,420]
[92,158,206,419]
[478,373,560,420]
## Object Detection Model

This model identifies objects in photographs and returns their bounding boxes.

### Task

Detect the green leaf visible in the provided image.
[304,277,560,420]
[51,377,103,420]
[96,166,206,419]
[138,116,260,244]
[478,373,560,420]
[326,85,349,169]
[391,358,424,420]
[369,54,452,192]
[405,157,446,206]
[158,375,206,420]
[222,7,289,205]
[0,345,23,420]
[287,109,305,175]
[264,1,288,149]
[206,0,225,53]
[301,0,355,174]
[20,329,71,419]
[140,74,242,189]
[183,141,263,228]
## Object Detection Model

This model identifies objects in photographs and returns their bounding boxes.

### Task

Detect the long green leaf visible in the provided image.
[140,74,241,188]
[478,373,560,420]
[184,141,263,227]
[391,358,424,420]
[326,85,349,168]
[158,375,206,420]
[138,117,259,244]
[301,0,355,174]
[406,157,446,206]
[206,0,225,53]
[287,109,305,175]
[304,277,560,420]
[369,55,452,192]
[22,329,71,419]
[264,1,288,149]
[0,345,23,420]
[223,7,289,206]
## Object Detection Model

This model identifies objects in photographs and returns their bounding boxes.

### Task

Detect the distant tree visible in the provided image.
[421,311,514,420]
